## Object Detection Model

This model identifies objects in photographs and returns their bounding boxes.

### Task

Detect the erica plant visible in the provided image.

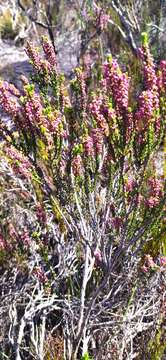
[0,35,165,360]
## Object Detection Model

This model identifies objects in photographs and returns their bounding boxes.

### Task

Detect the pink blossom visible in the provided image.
[144,254,156,268]
[136,194,144,206]
[0,80,20,116]
[125,177,137,192]
[103,60,130,114]
[25,42,43,71]
[20,75,29,85]
[112,216,123,231]
[3,81,20,97]
[89,97,108,134]
[91,128,104,154]
[145,197,160,208]
[94,250,102,266]
[159,256,166,267]
[33,267,47,283]
[42,37,57,69]
[8,223,18,239]
[72,155,83,176]
[138,45,157,90]
[99,11,110,30]
[35,203,47,224]
[20,230,31,247]
[76,67,87,112]
[0,234,6,250]
[148,177,163,197]
[83,136,94,156]
[5,146,32,178]
[59,159,67,177]
[135,90,154,130]
[141,265,148,273]
[25,42,52,75]
[159,60,166,90]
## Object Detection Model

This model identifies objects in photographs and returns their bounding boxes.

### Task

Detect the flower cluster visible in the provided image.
[89,96,109,135]
[111,216,123,231]
[145,177,163,209]
[83,135,94,156]
[19,230,31,248]
[136,42,160,135]
[91,128,104,154]
[35,203,47,224]
[0,233,7,251]
[25,41,52,77]
[4,146,32,178]
[138,45,157,90]
[72,154,83,176]
[102,58,134,142]
[135,90,155,131]
[125,176,137,192]
[103,59,130,113]
[2,81,20,97]
[158,60,166,92]
[33,267,48,283]
[42,37,57,69]
[8,223,18,239]
[25,94,45,127]
[93,3,110,31]
[159,256,166,267]
[99,11,110,31]
[141,254,166,273]
[75,67,87,113]
[26,42,43,71]
[0,80,20,116]
[141,254,157,273]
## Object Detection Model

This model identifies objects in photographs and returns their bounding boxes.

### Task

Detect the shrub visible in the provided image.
[0,8,18,40]
[0,35,165,359]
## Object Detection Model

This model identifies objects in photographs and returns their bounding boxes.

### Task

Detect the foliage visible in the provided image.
[0,8,18,40]
[0,35,165,359]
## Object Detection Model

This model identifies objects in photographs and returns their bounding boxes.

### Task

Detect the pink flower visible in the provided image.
[0,234,6,250]
[75,67,87,112]
[138,45,157,90]
[99,11,110,30]
[145,197,160,208]
[5,146,32,179]
[25,42,43,71]
[0,80,20,116]
[159,60,166,90]
[33,267,47,283]
[3,81,20,97]
[103,59,130,114]
[136,194,144,206]
[159,256,166,267]
[35,203,47,224]
[94,250,102,266]
[83,136,94,156]
[91,128,104,154]
[20,75,29,85]
[148,177,163,197]
[89,97,108,134]
[112,216,123,231]
[125,177,137,192]
[42,37,57,69]
[135,90,154,130]
[141,265,148,273]
[144,254,156,269]
[20,230,31,247]
[8,223,18,239]
[72,155,83,176]
[25,42,52,76]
